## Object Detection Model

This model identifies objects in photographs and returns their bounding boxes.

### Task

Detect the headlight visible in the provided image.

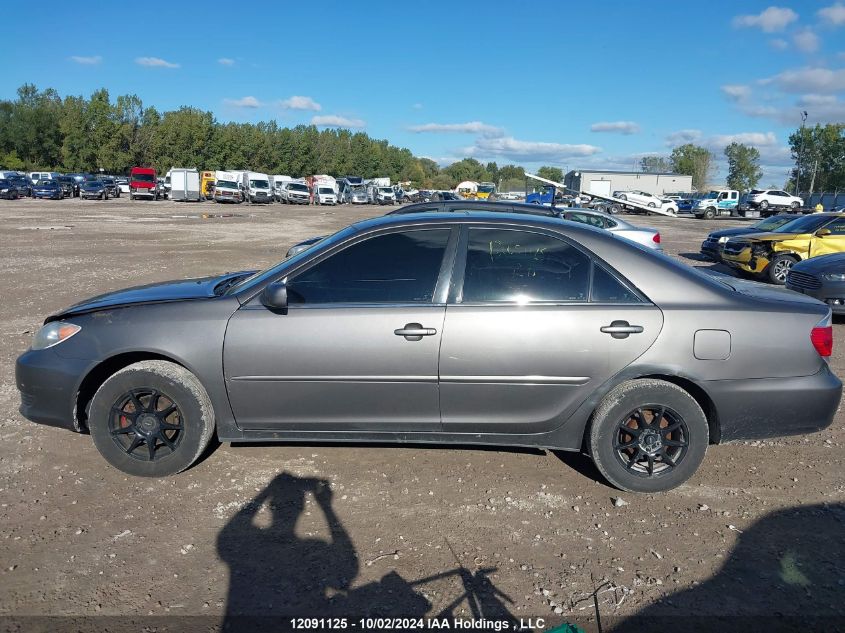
[823,273,845,282]
[718,236,729,243]
[32,321,81,350]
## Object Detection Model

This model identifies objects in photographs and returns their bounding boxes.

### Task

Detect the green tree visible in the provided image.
[444,158,490,184]
[536,165,564,183]
[639,155,672,173]
[787,123,845,193]
[670,143,715,191]
[724,142,762,191]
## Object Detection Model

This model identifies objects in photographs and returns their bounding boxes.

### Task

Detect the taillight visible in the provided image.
[811,312,833,357]
[653,233,661,243]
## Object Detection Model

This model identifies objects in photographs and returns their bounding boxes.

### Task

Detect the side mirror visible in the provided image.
[816,228,832,237]
[261,281,288,312]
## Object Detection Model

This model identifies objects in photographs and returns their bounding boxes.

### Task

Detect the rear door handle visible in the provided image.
[600,320,644,339]
[394,323,437,341]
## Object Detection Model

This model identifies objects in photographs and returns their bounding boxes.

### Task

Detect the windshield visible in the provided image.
[753,216,795,231]
[478,184,495,194]
[132,173,155,182]
[84,180,102,187]
[318,187,334,194]
[706,191,721,198]
[289,183,308,192]
[216,180,237,189]
[773,215,832,234]
[250,179,270,189]
[378,187,392,194]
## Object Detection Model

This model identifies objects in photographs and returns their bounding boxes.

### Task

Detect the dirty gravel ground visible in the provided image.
[0,198,842,631]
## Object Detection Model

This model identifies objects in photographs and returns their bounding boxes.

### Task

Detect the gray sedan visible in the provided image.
[16,212,841,492]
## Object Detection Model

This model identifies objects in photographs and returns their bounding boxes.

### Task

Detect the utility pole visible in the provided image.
[794,110,808,195]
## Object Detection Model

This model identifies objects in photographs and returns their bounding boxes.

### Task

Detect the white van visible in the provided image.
[214,171,242,203]
[271,175,292,201]
[241,171,273,203]
[314,184,337,205]
[29,171,60,183]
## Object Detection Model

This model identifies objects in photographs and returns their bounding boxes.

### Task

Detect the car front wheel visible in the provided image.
[767,254,797,284]
[88,360,215,477]
[588,379,708,493]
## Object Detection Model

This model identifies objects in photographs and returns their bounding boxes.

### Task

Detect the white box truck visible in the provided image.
[169,168,201,202]
[242,171,273,203]
[214,171,242,203]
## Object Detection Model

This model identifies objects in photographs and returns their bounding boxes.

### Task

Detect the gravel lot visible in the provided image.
[0,197,843,631]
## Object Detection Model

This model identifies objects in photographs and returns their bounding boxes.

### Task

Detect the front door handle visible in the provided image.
[600,320,644,339]
[394,323,437,341]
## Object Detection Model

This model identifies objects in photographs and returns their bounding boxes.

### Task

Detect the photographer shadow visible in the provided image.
[217,472,517,631]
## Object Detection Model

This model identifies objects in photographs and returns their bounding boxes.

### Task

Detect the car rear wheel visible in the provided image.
[88,360,215,477]
[647,202,656,208]
[760,200,769,210]
[767,254,797,284]
[790,201,800,210]
[588,379,708,493]
[618,194,627,201]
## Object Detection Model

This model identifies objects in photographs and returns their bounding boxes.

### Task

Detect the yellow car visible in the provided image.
[721,212,845,284]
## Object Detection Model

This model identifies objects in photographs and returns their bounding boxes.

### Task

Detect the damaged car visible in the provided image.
[721,213,845,284]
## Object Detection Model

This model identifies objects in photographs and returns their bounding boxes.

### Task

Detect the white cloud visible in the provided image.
[721,84,752,102]
[465,136,600,162]
[218,58,235,66]
[769,38,789,50]
[793,28,820,52]
[408,121,505,137]
[224,96,262,108]
[135,57,179,68]
[311,115,365,128]
[70,55,102,65]
[589,121,641,135]
[818,2,845,25]
[732,6,799,32]
[665,129,702,146]
[279,96,322,111]
[761,66,845,93]
[707,131,779,147]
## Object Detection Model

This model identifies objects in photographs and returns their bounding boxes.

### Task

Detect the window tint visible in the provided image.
[462,229,590,302]
[287,229,450,304]
[823,217,845,235]
[591,266,642,303]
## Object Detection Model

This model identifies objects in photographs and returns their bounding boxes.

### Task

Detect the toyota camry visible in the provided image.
[16,212,841,492]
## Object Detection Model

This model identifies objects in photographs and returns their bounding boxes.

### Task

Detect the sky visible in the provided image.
[3,0,844,186]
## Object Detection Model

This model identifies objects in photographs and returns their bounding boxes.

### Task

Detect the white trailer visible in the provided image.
[525,172,678,218]
[169,168,201,202]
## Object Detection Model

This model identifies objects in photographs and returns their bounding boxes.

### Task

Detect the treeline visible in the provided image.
[0,84,532,189]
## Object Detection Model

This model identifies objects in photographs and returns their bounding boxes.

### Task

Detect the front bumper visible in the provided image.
[81,192,105,199]
[131,189,157,198]
[16,348,93,431]
[786,279,845,315]
[706,365,841,441]
[700,240,721,260]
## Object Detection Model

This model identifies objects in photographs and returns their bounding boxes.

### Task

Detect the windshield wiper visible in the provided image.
[213,273,251,296]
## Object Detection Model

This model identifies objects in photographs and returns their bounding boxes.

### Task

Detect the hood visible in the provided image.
[742,231,805,243]
[48,271,255,321]
[707,227,758,239]
[792,252,845,274]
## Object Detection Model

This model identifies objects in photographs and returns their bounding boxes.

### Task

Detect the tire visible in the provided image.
[759,200,769,210]
[767,254,797,285]
[647,202,656,208]
[130,194,135,201]
[88,360,215,477]
[588,379,708,493]
[703,207,715,219]
[790,201,800,210]
[618,194,627,201]
[609,204,621,215]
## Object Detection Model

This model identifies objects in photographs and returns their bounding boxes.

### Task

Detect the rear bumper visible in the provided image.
[16,348,92,431]
[706,365,841,441]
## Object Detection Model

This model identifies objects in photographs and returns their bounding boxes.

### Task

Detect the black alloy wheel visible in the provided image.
[109,388,184,462]
[613,406,689,477]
